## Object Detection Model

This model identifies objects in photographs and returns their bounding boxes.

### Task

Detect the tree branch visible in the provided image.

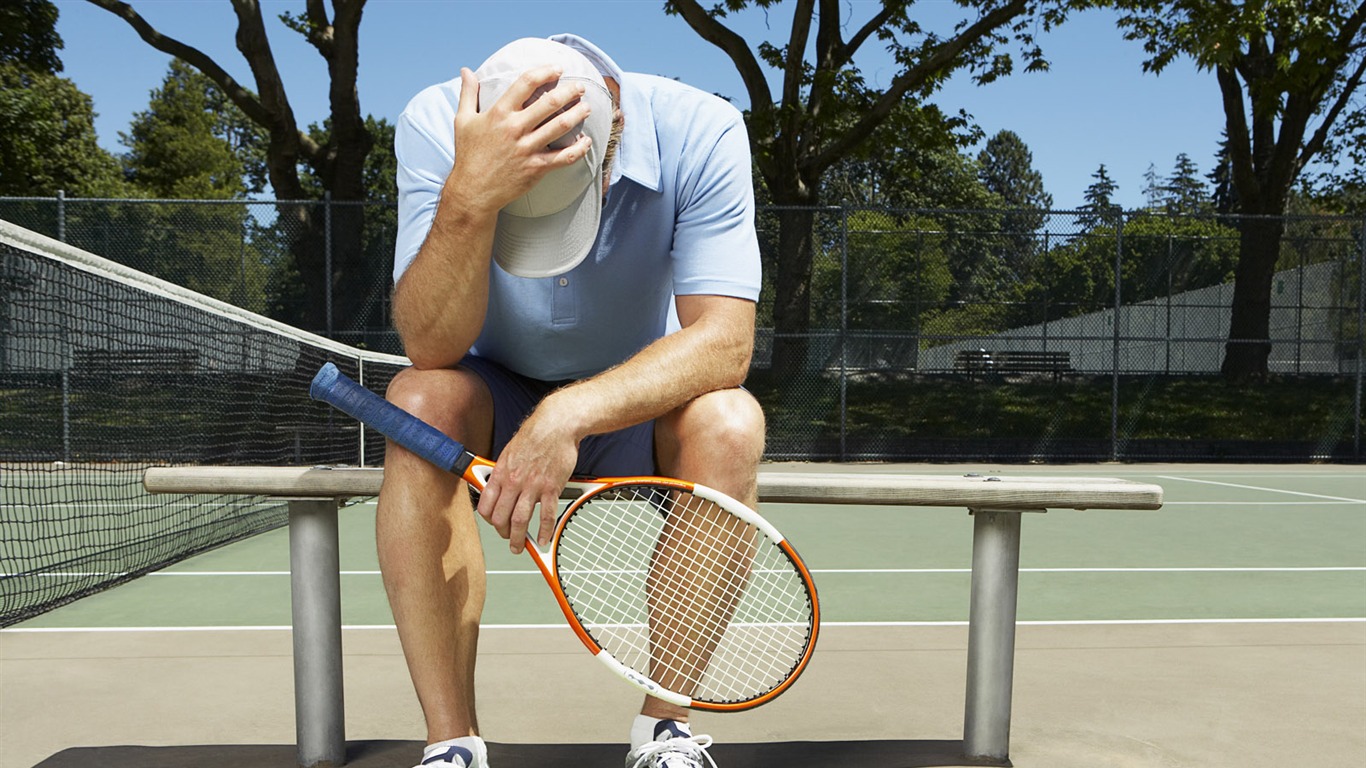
[305,0,333,56]
[783,0,816,112]
[1301,50,1366,166]
[228,0,321,167]
[1215,64,1263,211]
[811,0,1027,172]
[838,0,905,68]
[667,0,774,114]
[82,0,272,127]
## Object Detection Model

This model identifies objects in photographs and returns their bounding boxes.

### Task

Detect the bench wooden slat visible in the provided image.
[144,466,1163,511]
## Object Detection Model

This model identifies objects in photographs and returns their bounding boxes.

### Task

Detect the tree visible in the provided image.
[1079,163,1120,229]
[0,0,124,197]
[122,59,265,199]
[977,129,1052,210]
[666,0,1080,376]
[1163,152,1207,214]
[110,59,271,309]
[85,0,374,333]
[1117,0,1366,377]
[0,0,63,75]
[1141,162,1166,210]
[821,102,987,209]
[1207,132,1239,215]
[0,64,124,196]
[975,129,1052,294]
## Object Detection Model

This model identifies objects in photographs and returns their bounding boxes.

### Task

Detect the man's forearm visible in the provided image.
[531,297,756,444]
[392,202,497,369]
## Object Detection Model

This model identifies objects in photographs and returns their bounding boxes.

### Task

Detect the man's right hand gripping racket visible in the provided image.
[310,362,819,711]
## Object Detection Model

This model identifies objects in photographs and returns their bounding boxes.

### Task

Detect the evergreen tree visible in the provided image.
[121,60,265,199]
[1207,133,1239,215]
[1141,163,1166,209]
[976,129,1053,210]
[975,130,1052,294]
[1079,163,1121,229]
[1164,152,1208,214]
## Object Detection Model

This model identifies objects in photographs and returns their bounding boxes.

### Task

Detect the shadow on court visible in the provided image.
[36,740,987,768]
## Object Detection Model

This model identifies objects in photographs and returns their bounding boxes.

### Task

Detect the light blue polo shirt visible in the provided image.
[393,66,761,381]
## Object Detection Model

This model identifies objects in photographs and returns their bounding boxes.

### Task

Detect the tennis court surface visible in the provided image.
[3,462,1362,768]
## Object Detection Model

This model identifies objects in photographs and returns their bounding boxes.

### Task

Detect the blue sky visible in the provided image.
[53,0,1225,210]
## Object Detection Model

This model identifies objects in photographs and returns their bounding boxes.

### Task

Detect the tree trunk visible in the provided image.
[770,205,818,380]
[1221,216,1285,378]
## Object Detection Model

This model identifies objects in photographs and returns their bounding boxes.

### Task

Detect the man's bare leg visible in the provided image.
[378,366,495,744]
[643,388,765,723]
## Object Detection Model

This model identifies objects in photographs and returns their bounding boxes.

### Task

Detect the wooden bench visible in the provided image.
[143,465,1163,768]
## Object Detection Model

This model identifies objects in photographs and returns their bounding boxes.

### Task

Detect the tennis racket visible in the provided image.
[310,362,819,711]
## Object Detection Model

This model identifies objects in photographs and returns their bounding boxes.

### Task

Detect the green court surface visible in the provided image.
[8,464,1365,629]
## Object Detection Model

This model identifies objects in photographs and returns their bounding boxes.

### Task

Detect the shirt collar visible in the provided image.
[613,75,661,192]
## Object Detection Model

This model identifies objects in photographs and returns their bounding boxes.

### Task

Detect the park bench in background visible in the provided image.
[954,349,1073,379]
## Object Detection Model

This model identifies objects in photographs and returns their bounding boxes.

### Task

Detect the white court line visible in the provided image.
[1156,475,1366,504]
[5,617,1365,633]
[7,566,1365,578]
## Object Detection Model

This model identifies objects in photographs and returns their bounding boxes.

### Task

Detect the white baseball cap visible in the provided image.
[475,37,615,278]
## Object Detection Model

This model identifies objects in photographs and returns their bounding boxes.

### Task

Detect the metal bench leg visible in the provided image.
[288,498,347,767]
[963,508,1035,764]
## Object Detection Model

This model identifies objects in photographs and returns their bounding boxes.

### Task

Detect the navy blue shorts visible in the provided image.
[458,355,657,478]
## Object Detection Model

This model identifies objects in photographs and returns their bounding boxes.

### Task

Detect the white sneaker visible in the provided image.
[418,736,489,768]
[625,720,717,768]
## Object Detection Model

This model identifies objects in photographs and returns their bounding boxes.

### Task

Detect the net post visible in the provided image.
[357,358,366,467]
[288,498,347,767]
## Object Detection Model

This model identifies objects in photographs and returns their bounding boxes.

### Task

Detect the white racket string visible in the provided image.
[555,483,814,704]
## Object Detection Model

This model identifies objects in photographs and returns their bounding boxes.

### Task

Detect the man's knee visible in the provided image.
[661,389,766,462]
[385,366,492,452]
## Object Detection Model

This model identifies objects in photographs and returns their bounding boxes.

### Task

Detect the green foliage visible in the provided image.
[121,60,267,199]
[95,61,276,309]
[977,129,1052,211]
[1080,164,1120,228]
[0,0,62,74]
[820,102,988,208]
[1163,152,1208,214]
[812,211,956,332]
[1024,214,1240,317]
[1207,133,1239,214]
[0,63,124,196]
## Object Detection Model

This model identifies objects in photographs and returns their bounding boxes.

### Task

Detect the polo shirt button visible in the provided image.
[558,277,569,287]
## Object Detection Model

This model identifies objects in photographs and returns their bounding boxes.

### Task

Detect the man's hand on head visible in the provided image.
[448,65,596,218]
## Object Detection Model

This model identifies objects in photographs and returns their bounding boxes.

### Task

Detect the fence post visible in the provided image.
[1356,214,1364,460]
[839,205,849,460]
[324,192,334,338]
[1111,212,1123,462]
[56,190,65,243]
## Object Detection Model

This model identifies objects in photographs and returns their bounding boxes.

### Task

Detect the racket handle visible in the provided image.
[310,362,471,475]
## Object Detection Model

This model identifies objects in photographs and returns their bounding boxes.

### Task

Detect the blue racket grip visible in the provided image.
[310,362,471,475]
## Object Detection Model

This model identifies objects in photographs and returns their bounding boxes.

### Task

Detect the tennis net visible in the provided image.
[0,220,407,626]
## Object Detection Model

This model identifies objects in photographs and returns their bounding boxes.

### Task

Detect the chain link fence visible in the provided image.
[3,196,1362,462]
